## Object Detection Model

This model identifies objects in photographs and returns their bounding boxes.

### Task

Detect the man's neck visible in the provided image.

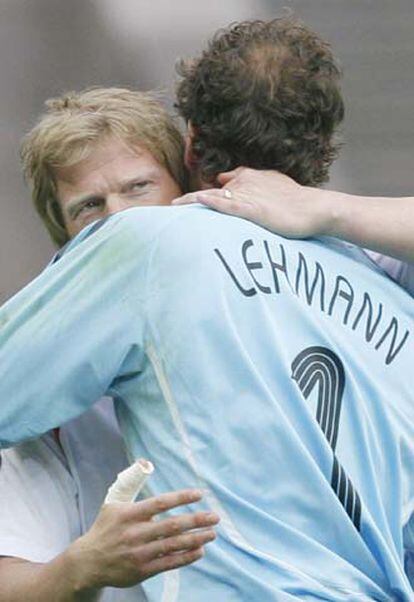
[188,169,215,192]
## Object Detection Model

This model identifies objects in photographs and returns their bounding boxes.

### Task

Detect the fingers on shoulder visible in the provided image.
[172,192,197,205]
[217,166,250,184]
[195,192,242,215]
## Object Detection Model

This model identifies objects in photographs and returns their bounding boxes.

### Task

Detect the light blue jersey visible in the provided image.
[1,206,413,601]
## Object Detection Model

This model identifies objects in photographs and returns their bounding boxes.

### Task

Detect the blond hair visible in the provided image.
[21,87,188,246]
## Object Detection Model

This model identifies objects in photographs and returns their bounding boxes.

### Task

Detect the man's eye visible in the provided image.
[78,199,102,214]
[128,181,150,192]
[85,199,101,208]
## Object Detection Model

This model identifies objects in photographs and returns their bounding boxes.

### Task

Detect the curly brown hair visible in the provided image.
[176,17,344,186]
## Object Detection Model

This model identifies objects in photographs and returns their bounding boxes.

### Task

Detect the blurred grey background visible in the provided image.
[1,0,413,302]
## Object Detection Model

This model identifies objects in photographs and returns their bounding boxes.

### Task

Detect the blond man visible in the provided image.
[0,87,218,602]
[23,87,187,247]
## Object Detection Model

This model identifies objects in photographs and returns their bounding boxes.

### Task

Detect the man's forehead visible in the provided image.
[55,139,151,185]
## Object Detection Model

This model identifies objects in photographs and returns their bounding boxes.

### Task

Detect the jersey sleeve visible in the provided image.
[0,210,154,448]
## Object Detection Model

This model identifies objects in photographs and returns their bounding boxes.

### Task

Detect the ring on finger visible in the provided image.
[223,188,233,199]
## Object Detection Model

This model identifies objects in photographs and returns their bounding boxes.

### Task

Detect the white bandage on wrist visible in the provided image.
[104,458,154,503]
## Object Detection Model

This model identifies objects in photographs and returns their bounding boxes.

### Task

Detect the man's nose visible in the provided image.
[105,195,131,215]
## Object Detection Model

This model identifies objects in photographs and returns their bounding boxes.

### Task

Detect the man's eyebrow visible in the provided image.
[120,171,158,192]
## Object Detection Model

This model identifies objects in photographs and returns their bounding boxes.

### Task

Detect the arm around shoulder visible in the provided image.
[174,167,414,263]
[325,190,414,263]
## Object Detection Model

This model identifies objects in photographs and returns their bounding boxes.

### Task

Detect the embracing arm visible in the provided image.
[173,167,414,263]
[0,489,219,601]
[0,213,151,447]
[311,189,414,263]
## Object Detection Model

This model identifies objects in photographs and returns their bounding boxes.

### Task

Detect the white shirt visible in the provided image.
[0,397,147,602]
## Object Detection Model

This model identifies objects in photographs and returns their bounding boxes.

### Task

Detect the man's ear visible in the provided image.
[184,122,198,171]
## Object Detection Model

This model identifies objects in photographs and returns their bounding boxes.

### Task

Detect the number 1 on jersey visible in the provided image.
[291,346,361,531]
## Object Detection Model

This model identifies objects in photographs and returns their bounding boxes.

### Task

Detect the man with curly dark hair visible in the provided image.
[1,17,413,601]
[176,18,344,187]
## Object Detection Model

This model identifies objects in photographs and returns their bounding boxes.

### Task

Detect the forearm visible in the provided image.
[0,555,101,602]
[314,188,414,262]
